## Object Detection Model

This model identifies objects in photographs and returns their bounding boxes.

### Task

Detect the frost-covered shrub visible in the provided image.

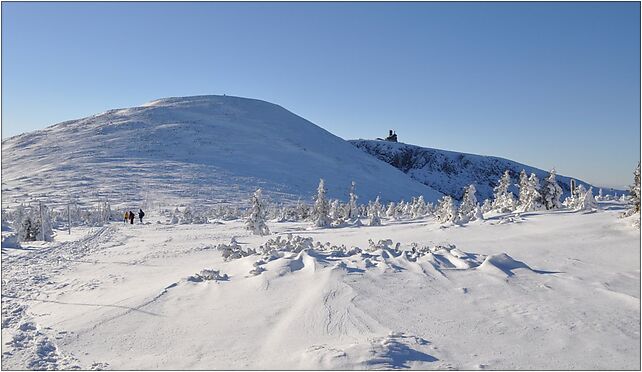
[435,196,457,224]
[481,199,493,213]
[369,196,382,226]
[517,173,543,212]
[564,184,597,212]
[540,170,563,210]
[345,181,359,220]
[366,238,400,253]
[410,196,427,219]
[11,204,53,242]
[259,234,315,255]
[217,238,256,261]
[188,269,229,282]
[492,170,516,213]
[622,162,641,219]
[457,184,480,224]
[245,189,270,236]
[311,179,331,228]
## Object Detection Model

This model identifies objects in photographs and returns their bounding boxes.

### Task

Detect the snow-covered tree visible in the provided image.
[329,199,344,224]
[411,196,427,219]
[458,184,480,223]
[312,179,331,227]
[564,184,597,212]
[517,173,543,212]
[386,202,397,220]
[622,162,641,218]
[396,200,407,218]
[540,169,563,210]
[15,204,53,242]
[345,181,358,220]
[245,189,270,235]
[517,170,530,206]
[435,196,457,224]
[581,187,597,211]
[492,170,517,212]
[369,196,382,226]
[481,199,493,213]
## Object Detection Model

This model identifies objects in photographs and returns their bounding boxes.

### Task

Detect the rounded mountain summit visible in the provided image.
[2,95,442,207]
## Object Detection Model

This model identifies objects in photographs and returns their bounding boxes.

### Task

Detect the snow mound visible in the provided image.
[477,253,534,277]
[302,332,439,369]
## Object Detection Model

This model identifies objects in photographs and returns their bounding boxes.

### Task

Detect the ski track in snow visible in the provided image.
[2,225,122,370]
[1,207,640,370]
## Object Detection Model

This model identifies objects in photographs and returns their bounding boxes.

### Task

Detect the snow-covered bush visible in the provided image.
[188,269,229,282]
[540,169,563,210]
[435,196,457,224]
[411,196,427,219]
[11,203,53,242]
[369,196,382,226]
[345,181,359,220]
[492,170,516,213]
[564,184,597,211]
[217,238,256,261]
[245,189,270,236]
[621,162,640,220]
[259,234,315,256]
[329,200,345,225]
[481,199,493,213]
[457,184,480,224]
[386,202,397,220]
[517,173,543,212]
[517,170,529,206]
[311,179,331,228]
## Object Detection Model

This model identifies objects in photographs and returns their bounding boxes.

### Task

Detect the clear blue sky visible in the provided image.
[2,2,640,188]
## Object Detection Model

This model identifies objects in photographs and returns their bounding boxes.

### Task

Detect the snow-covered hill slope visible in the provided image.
[350,139,609,201]
[1,96,441,209]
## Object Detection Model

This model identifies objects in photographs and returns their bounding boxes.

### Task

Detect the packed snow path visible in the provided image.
[2,207,640,370]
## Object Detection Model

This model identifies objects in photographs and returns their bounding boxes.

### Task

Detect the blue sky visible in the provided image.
[2,2,640,188]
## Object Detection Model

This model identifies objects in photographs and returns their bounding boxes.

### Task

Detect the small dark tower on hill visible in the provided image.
[385,129,398,142]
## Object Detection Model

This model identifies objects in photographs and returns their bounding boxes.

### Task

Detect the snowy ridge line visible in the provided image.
[349,139,625,201]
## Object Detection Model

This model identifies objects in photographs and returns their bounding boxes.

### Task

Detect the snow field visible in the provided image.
[1,205,640,369]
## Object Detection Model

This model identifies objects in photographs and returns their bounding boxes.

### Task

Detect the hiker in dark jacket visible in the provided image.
[129,211,135,224]
[138,209,145,224]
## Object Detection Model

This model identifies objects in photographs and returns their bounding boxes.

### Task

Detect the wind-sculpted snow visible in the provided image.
[2,95,440,210]
[215,234,540,280]
[349,139,615,201]
[2,207,639,369]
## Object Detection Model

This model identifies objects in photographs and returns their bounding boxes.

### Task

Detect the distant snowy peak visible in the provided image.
[349,139,603,201]
[2,95,442,209]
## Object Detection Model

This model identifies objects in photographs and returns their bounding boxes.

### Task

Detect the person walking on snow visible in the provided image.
[124,211,129,223]
[128,211,135,224]
[138,209,145,224]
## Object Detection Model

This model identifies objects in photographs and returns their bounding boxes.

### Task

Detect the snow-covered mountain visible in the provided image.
[1,95,442,209]
[349,139,606,201]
